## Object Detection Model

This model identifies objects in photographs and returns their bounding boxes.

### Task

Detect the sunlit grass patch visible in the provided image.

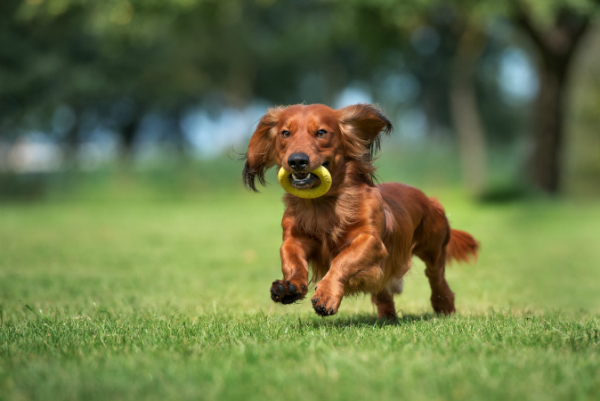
[1,159,600,400]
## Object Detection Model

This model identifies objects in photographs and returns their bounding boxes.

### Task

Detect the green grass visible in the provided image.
[1,155,600,400]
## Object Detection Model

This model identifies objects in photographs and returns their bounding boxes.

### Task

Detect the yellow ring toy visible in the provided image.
[278,166,332,199]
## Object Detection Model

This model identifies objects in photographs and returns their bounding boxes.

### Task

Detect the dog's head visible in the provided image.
[243,103,392,193]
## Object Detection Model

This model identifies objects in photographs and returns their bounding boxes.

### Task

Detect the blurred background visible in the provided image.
[1,0,599,201]
[3,5,600,399]
[1,0,600,327]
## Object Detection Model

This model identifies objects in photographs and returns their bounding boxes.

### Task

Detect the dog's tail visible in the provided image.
[446,229,479,264]
[428,197,479,264]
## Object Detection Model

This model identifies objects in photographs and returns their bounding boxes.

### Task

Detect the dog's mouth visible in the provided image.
[289,172,321,189]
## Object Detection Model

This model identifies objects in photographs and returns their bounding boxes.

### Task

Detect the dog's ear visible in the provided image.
[243,107,284,191]
[338,103,392,159]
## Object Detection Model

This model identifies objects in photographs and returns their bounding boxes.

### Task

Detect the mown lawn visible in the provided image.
[1,160,600,400]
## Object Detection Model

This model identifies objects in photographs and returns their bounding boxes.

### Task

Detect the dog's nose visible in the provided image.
[288,153,310,171]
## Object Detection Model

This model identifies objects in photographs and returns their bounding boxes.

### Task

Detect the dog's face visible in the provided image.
[274,104,342,190]
[243,103,392,192]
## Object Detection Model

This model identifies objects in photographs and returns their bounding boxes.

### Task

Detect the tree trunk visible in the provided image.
[63,117,80,168]
[531,62,568,194]
[119,118,139,164]
[515,8,591,194]
[450,24,488,196]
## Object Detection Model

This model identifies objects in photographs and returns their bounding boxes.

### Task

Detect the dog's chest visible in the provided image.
[286,192,361,245]
[295,207,359,252]
[295,206,345,240]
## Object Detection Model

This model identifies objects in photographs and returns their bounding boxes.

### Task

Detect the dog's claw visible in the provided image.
[313,304,335,317]
[311,292,340,317]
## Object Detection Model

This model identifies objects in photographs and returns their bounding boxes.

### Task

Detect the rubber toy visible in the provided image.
[278,166,332,199]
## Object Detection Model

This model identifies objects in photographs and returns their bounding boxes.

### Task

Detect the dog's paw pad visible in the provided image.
[270,279,306,304]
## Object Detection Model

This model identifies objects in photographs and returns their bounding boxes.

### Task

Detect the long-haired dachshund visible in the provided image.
[243,103,479,319]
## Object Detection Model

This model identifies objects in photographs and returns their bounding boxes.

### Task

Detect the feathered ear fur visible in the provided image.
[338,103,392,161]
[243,107,285,191]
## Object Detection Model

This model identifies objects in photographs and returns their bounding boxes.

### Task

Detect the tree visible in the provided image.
[514,1,598,194]
[338,0,600,194]
[2,0,598,194]
[449,17,488,196]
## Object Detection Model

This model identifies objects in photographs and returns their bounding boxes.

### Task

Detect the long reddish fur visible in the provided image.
[428,197,479,263]
[447,229,480,263]
[244,103,479,318]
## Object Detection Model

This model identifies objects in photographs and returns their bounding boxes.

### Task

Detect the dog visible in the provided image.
[243,103,479,318]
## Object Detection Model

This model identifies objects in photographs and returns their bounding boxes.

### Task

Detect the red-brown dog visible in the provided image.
[243,103,478,318]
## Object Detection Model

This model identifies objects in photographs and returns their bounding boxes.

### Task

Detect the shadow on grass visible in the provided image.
[303,312,440,328]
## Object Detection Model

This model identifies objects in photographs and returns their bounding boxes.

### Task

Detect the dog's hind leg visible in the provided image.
[414,198,456,314]
[371,289,397,319]
[419,248,455,314]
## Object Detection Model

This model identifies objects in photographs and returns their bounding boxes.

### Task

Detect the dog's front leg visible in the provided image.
[270,215,314,305]
[311,233,388,316]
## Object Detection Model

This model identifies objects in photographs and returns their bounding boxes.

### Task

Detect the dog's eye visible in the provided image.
[316,129,327,138]
[281,130,290,138]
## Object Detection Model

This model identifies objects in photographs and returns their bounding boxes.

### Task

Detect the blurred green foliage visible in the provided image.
[2,3,600,398]
[0,0,590,119]
[1,0,599,195]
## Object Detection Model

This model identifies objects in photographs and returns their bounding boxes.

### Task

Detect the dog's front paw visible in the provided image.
[270,279,307,305]
[310,292,341,317]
